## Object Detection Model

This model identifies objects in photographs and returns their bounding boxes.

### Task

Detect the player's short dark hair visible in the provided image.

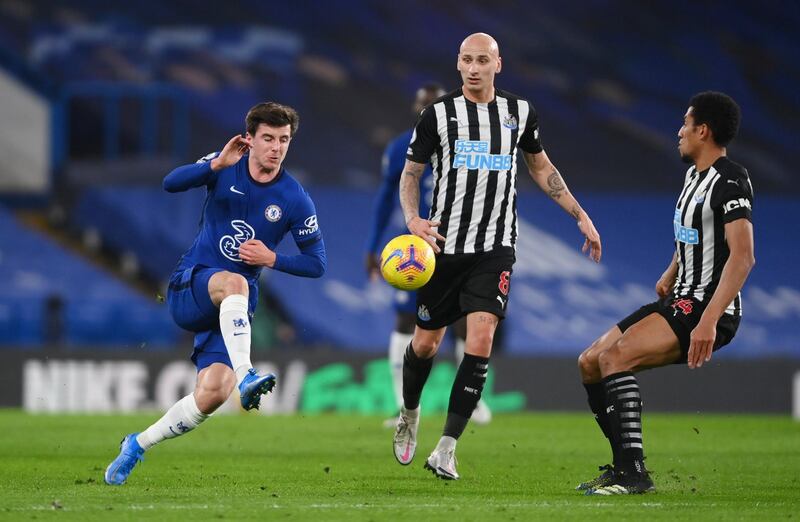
[688,91,740,147]
[246,102,299,137]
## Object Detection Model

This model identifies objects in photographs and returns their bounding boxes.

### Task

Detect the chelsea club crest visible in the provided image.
[265,204,282,222]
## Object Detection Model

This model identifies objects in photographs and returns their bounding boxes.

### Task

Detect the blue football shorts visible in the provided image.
[167,265,256,371]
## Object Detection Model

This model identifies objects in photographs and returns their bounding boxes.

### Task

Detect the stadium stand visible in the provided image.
[0,0,795,191]
[0,206,178,346]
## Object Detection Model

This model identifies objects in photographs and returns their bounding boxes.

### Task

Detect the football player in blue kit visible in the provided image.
[365,83,491,426]
[105,102,326,485]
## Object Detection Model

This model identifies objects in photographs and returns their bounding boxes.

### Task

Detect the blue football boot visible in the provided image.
[239,369,277,411]
[104,433,144,485]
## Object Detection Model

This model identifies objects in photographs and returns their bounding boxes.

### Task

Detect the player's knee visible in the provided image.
[412,335,440,358]
[598,342,627,373]
[578,349,597,376]
[221,272,249,297]
[468,330,494,352]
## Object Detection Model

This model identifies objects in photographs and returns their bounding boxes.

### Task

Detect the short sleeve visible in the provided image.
[710,173,753,223]
[406,106,440,164]
[518,105,543,154]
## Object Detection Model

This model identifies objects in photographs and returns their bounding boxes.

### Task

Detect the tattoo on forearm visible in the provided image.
[399,161,425,224]
[403,161,425,179]
[547,169,565,199]
[570,205,582,221]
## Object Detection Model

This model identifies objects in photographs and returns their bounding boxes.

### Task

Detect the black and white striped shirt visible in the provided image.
[407,88,543,254]
[673,156,753,316]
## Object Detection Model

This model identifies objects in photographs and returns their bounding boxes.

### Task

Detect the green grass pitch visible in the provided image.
[0,410,797,520]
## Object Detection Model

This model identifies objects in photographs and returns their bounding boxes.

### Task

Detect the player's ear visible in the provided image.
[496,56,502,74]
[699,123,710,142]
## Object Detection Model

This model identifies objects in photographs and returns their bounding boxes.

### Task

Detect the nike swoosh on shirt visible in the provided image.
[233,332,248,336]
[230,186,245,195]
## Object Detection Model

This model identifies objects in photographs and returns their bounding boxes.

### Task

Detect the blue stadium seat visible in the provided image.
[0,206,179,347]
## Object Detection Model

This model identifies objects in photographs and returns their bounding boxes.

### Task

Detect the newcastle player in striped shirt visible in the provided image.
[577,92,755,495]
[392,32,602,480]
[364,83,493,427]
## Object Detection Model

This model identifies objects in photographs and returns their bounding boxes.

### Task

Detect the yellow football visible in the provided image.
[379,234,436,290]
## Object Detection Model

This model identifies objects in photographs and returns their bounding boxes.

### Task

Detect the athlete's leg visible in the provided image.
[425,312,497,479]
[393,324,446,465]
[453,317,492,424]
[194,362,238,414]
[105,363,233,485]
[207,271,249,307]
[578,326,623,383]
[598,313,682,375]
[403,325,446,408]
[208,271,252,385]
[138,363,233,450]
[577,325,624,476]
[589,314,680,493]
[441,311,496,440]
[388,313,416,411]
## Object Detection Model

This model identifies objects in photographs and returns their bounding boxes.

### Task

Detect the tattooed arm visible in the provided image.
[399,159,445,253]
[522,150,602,262]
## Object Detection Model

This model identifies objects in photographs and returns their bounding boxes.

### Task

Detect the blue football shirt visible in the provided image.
[165,152,326,283]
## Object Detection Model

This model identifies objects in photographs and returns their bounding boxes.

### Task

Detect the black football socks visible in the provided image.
[584,381,620,466]
[603,371,646,473]
[443,353,489,439]
[402,343,434,410]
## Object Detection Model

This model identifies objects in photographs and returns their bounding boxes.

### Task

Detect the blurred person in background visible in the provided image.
[394,33,601,480]
[577,92,754,495]
[365,83,492,428]
[105,102,326,485]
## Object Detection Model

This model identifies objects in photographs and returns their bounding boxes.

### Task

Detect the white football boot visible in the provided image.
[393,406,419,465]
[424,448,460,480]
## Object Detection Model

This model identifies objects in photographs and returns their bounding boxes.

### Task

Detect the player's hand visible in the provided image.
[687,317,716,369]
[577,217,602,263]
[407,216,445,254]
[655,272,676,298]
[211,135,251,171]
[365,252,381,281]
[238,239,277,267]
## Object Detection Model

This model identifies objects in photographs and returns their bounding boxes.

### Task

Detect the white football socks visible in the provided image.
[136,394,209,450]
[389,332,414,410]
[219,294,252,385]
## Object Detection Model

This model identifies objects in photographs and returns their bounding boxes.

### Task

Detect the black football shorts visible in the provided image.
[416,247,515,330]
[617,295,740,364]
